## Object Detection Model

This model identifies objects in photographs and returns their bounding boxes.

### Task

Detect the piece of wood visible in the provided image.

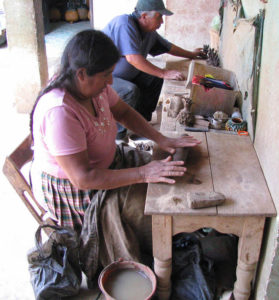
[152,215,172,300]
[2,135,56,236]
[172,215,244,236]
[187,191,225,209]
[233,217,265,300]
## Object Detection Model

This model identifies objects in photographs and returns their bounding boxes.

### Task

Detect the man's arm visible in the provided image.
[126,53,185,80]
[168,44,205,59]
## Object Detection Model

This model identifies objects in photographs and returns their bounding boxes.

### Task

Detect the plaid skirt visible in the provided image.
[41,144,152,234]
[41,173,95,233]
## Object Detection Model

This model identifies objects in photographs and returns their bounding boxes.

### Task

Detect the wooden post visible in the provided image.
[152,215,172,300]
[88,0,94,28]
[3,0,48,113]
[233,217,265,300]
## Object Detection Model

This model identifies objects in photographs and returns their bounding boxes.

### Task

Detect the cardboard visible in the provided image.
[186,61,239,116]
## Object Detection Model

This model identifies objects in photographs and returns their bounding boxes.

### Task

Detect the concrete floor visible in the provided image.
[0,20,106,300]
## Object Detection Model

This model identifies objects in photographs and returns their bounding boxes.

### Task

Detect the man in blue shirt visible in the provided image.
[103,0,204,139]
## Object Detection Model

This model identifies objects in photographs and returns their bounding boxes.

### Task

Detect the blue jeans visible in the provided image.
[111,73,163,138]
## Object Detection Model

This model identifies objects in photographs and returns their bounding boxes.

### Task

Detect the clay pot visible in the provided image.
[167,95,184,118]
[225,117,247,132]
[210,118,223,129]
[65,8,79,23]
[49,7,61,22]
[65,1,79,23]
[77,5,89,20]
[98,259,157,300]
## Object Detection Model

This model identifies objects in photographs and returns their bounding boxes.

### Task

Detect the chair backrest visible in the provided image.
[2,135,56,235]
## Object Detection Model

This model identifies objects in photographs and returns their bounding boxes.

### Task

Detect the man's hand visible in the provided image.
[192,48,207,59]
[163,69,185,81]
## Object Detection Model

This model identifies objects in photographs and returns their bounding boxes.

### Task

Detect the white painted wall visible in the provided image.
[219,0,279,299]
[93,0,137,30]
[93,0,165,36]
[253,0,279,297]
[242,0,265,18]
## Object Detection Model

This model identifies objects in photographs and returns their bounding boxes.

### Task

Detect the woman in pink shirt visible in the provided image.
[30,29,200,284]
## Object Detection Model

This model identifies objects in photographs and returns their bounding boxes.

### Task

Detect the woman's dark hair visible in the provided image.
[30,29,120,139]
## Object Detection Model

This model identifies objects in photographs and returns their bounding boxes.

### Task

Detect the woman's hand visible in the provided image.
[139,156,187,184]
[156,134,201,155]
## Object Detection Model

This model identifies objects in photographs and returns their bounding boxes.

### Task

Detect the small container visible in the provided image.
[98,259,157,300]
[225,117,247,132]
[210,118,223,129]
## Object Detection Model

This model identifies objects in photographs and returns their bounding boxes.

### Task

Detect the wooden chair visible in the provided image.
[2,135,56,236]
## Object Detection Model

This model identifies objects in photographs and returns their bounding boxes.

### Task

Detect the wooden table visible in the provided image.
[145,131,276,300]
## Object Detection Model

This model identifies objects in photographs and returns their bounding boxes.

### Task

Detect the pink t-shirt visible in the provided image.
[33,86,119,178]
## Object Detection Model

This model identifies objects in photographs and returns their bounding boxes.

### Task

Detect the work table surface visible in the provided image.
[145,131,276,217]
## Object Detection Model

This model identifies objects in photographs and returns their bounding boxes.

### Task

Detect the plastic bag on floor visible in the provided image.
[27,224,82,300]
[198,229,238,292]
[171,233,215,300]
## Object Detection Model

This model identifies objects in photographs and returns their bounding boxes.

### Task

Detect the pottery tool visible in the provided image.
[187,191,226,209]
[172,147,189,162]
[192,75,233,90]
[238,131,249,136]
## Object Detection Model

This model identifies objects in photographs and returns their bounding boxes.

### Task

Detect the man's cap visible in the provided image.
[135,0,173,16]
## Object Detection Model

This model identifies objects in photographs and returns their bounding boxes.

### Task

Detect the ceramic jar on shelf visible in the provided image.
[77,5,89,20]
[49,6,61,22]
[77,0,89,20]
[225,117,247,132]
[65,0,79,23]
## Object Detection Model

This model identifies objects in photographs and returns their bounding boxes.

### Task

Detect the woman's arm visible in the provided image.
[55,150,187,190]
[53,101,200,191]
[111,99,201,155]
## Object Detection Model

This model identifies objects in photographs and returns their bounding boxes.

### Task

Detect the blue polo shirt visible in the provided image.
[103,13,172,80]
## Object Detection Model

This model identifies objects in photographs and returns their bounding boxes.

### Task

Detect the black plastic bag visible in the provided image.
[27,224,82,300]
[171,233,216,300]
[171,230,238,300]
[198,229,238,292]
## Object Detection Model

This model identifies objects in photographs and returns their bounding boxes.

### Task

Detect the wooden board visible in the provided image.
[145,132,217,215]
[207,132,276,216]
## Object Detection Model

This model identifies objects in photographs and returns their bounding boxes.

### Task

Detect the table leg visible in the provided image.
[152,215,172,300]
[233,217,265,300]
